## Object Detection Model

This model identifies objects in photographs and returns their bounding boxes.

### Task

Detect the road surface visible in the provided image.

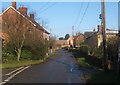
[2,49,86,84]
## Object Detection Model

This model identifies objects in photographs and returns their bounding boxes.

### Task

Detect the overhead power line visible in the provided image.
[39,2,57,13]
[77,2,90,29]
[39,0,52,12]
[74,2,84,26]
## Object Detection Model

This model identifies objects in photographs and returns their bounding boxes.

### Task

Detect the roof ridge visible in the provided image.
[0,6,12,16]
[0,6,49,34]
[0,6,36,26]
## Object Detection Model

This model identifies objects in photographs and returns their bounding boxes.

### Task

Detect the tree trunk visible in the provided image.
[17,31,26,62]
[17,48,22,62]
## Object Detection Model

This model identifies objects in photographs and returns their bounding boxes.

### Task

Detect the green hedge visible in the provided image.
[2,40,50,62]
[93,47,103,58]
[79,45,90,57]
[2,45,16,63]
[21,48,33,60]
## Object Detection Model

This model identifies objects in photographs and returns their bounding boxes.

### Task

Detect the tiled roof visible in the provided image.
[84,31,96,38]
[0,6,50,34]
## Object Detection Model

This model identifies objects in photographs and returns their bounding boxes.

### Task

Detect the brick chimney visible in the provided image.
[98,25,103,32]
[12,1,16,9]
[30,14,34,20]
[18,5,27,16]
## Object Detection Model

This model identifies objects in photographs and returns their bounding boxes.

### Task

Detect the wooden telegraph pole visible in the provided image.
[72,25,74,36]
[117,1,120,74]
[101,0,108,71]
[72,26,75,48]
[118,27,120,74]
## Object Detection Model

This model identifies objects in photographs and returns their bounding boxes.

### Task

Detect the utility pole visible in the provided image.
[101,0,108,71]
[117,1,120,74]
[72,26,75,48]
[118,27,120,74]
[72,25,74,36]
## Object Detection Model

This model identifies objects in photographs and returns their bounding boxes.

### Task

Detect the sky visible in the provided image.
[2,1,118,38]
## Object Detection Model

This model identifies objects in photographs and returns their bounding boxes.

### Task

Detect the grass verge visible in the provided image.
[87,72,120,83]
[77,57,89,67]
[1,59,44,69]
[1,49,57,69]
[70,50,120,84]
[76,57,102,71]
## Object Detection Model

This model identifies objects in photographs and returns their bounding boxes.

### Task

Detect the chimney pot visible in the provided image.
[19,6,28,16]
[22,5,24,7]
[12,1,16,9]
[30,14,34,20]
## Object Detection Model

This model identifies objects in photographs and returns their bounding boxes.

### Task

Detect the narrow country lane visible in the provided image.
[3,49,85,83]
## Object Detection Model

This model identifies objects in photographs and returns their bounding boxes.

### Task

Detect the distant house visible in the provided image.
[67,36,74,47]
[67,33,84,48]
[55,40,68,48]
[84,31,96,39]
[74,33,84,47]
[84,25,118,49]
[0,2,50,45]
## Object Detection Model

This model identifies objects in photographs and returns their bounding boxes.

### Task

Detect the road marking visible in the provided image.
[6,66,24,76]
[0,82,6,85]
[70,68,73,72]
[2,65,30,85]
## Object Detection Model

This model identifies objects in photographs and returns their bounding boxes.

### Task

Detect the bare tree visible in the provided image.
[39,19,49,29]
[2,10,32,61]
[49,35,56,48]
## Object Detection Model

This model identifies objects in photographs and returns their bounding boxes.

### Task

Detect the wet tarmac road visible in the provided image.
[2,49,86,84]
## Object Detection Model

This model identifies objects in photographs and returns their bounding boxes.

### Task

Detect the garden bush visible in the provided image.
[2,40,50,62]
[79,45,90,57]
[31,40,49,60]
[107,37,118,70]
[93,46,103,58]
[2,45,16,62]
[21,48,32,60]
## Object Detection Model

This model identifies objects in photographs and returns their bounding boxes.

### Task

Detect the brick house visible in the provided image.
[67,33,84,48]
[84,25,118,49]
[67,36,74,47]
[0,2,50,46]
[74,33,84,47]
